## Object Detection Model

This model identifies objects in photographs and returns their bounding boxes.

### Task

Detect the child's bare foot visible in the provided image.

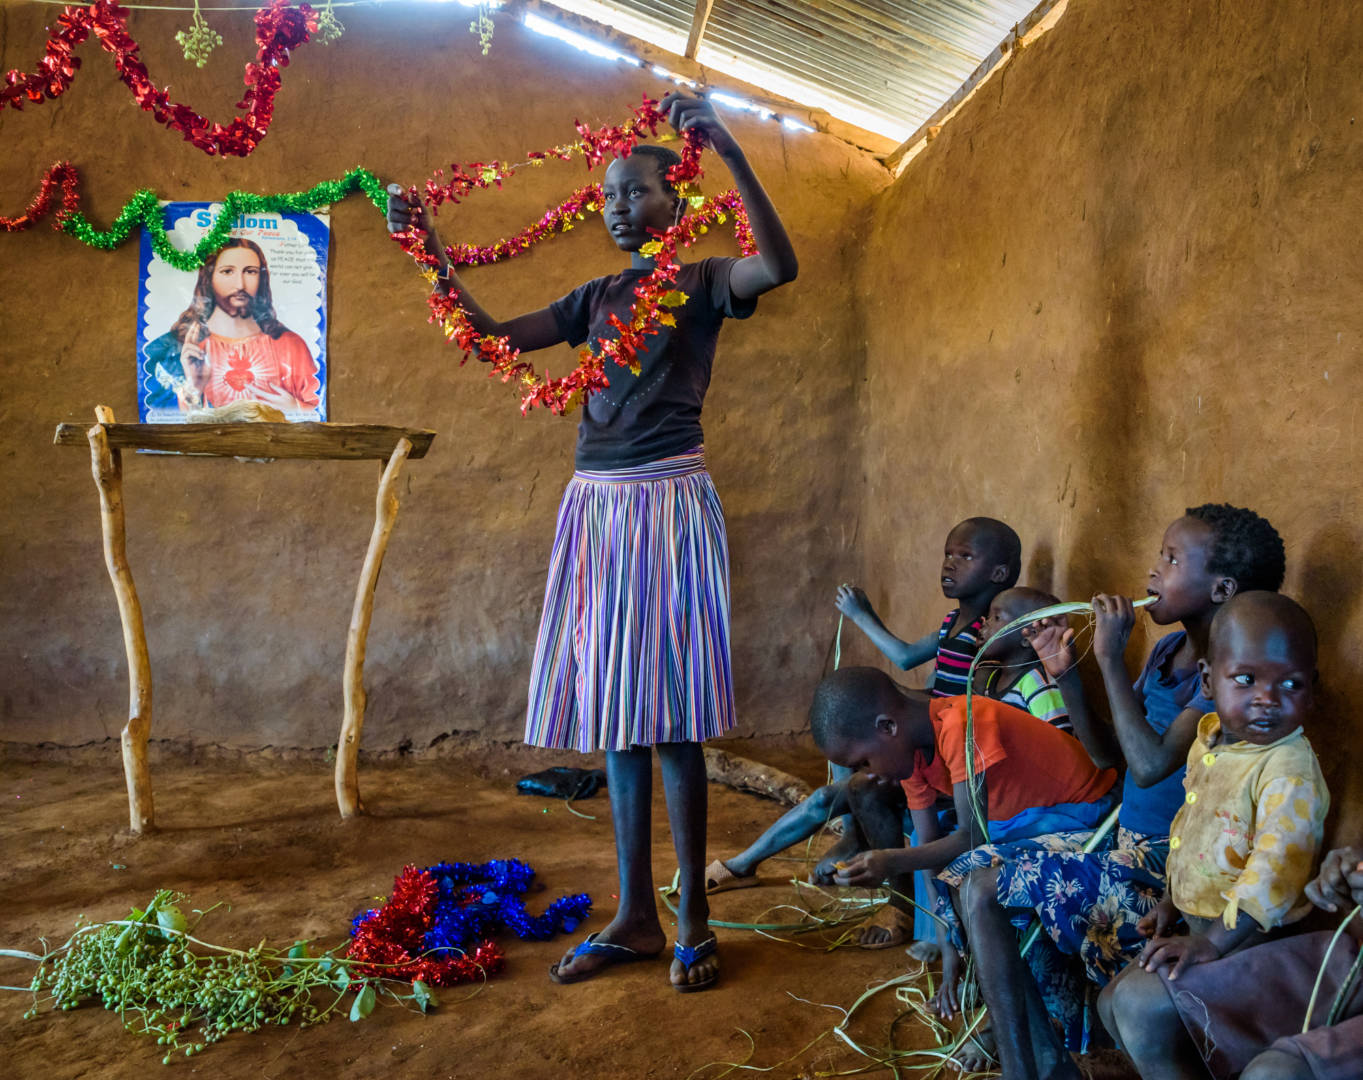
[811,833,863,884]
[855,904,913,949]
[907,938,942,963]
[548,915,665,984]
[950,1025,996,1074]
[670,904,719,991]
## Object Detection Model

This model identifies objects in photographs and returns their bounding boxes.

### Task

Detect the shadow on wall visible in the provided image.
[1299,520,1363,841]
[1061,243,1154,613]
[1026,541,1054,594]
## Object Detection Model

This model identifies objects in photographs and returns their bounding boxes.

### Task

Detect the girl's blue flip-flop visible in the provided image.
[547,932,661,985]
[672,935,719,994]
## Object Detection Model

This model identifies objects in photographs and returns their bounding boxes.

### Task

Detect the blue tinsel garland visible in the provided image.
[350,859,592,957]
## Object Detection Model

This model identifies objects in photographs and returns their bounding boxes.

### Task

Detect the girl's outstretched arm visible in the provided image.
[385,187,565,353]
[834,585,939,671]
[661,92,799,299]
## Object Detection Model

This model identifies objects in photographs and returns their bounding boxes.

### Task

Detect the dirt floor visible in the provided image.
[0,742,1137,1079]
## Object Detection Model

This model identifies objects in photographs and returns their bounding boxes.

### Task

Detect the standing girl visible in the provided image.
[387,92,797,991]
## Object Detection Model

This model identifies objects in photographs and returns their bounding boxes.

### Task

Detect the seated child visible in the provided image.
[1093,846,1363,1080]
[978,585,1115,767]
[704,517,1021,952]
[1241,846,1363,1080]
[820,665,1119,947]
[705,583,1084,956]
[834,516,1023,696]
[923,504,1286,1076]
[1099,591,1329,1079]
[979,586,1072,730]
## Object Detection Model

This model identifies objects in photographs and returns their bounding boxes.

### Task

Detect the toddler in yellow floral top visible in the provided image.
[1098,591,1329,1077]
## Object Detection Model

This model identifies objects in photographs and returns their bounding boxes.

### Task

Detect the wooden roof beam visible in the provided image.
[685,0,715,60]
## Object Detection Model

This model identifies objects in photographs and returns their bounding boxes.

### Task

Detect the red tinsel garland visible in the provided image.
[395,187,754,415]
[418,97,705,215]
[444,183,605,267]
[0,160,79,232]
[346,866,506,987]
[393,96,755,415]
[444,182,755,269]
[1,0,315,157]
[1,97,758,418]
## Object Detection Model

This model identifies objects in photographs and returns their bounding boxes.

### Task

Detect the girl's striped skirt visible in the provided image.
[524,447,735,752]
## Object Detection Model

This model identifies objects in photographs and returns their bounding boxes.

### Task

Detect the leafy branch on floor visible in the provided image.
[8,889,443,1064]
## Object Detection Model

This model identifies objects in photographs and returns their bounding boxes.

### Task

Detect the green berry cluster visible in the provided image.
[176,8,223,70]
[23,891,359,1065]
[470,6,496,55]
[315,0,346,47]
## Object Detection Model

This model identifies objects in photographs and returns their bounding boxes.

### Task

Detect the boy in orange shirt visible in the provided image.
[818,668,1118,1077]
[814,666,1118,909]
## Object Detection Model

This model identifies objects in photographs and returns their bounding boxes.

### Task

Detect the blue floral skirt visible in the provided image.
[995,827,1168,985]
[931,823,1165,1051]
[934,828,1103,1050]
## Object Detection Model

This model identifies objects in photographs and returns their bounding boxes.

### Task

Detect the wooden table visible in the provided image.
[54,408,436,832]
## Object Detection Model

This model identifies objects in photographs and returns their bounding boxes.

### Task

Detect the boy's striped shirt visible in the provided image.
[929,609,984,697]
[997,667,1072,733]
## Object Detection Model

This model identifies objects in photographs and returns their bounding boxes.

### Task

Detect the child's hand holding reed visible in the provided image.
[1307,846,1363,913]
[1090,593,1138,662]
[834,583,872,619]
[831,849,889,887]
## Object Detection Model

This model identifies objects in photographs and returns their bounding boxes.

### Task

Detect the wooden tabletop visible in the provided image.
[54,422,436,461]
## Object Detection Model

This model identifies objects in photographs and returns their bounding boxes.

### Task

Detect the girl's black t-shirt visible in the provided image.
[550,256,756,470]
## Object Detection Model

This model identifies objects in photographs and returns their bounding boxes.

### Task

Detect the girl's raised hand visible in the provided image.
[834,584,872,619]
[660,91,738,157]
[386,183,431,235]
[1090,593,1136,664]
[386,183,446,269]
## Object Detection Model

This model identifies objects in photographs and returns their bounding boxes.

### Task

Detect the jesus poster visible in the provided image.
[137,204,330,423]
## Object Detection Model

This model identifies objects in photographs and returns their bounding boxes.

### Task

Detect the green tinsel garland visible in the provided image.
[58,168,388,273]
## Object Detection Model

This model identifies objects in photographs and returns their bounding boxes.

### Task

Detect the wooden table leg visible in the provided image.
[336,437,413,818]
[87,405,155,834]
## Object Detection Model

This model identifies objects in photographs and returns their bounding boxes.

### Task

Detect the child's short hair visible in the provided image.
[960,516,1022,588]
[628,144,683,195]
[1209,591,1317,664]
[1185,504,1286,592]
[809,667,898,749]
[1003,585,1059,613]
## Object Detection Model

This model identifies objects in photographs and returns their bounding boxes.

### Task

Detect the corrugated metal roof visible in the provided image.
[543,0,1040,141]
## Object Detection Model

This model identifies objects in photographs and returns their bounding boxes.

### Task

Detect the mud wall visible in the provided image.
[850,0,1363,840]
[0,6,886,749]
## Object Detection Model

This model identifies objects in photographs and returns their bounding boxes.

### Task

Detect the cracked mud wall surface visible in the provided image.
[849,0,1363,842]
[0,7,887,750]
